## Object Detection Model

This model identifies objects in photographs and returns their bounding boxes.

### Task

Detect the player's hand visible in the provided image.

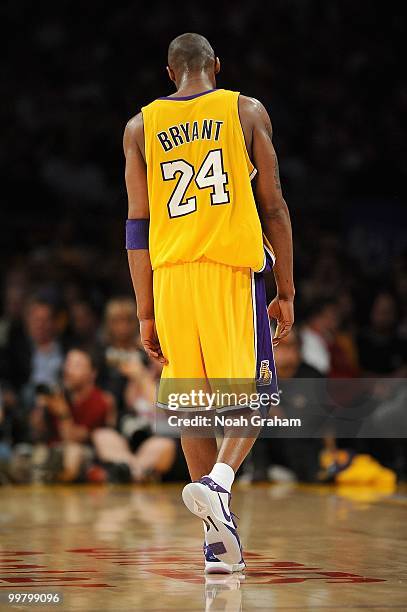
[140,318,168,365]
[268,296,294,346]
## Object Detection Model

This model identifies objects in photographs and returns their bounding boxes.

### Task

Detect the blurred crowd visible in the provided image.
[1,1,406,484]
[0,294,187,484]
[0,252,406,484]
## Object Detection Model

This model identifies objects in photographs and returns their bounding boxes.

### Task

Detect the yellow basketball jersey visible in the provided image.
[142,88,266,271]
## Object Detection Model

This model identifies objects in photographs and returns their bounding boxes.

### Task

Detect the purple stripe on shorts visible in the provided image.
[253,272,278,403]
[126,219,149,250]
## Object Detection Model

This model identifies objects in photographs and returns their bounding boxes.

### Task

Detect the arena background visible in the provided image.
[0,2,406,610]
[1,0,407,465]
[2,2,406,291]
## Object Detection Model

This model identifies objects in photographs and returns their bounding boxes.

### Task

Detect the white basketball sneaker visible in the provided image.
[182,476,245,572]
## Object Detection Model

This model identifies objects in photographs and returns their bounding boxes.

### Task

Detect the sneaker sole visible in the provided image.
[205,561,245,574]
[182,482,229,522]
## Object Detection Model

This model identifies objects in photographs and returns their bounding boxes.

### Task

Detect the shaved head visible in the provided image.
[168,33,215,74]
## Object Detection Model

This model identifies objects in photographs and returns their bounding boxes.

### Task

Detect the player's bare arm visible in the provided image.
[124,113,168,364]
[239,95,295,344]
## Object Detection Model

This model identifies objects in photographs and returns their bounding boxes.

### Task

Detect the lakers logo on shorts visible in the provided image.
[257,360,273,385]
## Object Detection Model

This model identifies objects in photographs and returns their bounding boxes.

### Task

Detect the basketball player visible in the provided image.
[124,33,294,573]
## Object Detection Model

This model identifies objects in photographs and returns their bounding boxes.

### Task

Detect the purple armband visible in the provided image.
[126,219,149,250]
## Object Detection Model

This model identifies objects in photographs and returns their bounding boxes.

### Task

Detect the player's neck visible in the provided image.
[174,73,216,97]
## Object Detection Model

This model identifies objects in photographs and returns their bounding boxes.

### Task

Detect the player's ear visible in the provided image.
[166,65,176,84]
[214,57,221,75]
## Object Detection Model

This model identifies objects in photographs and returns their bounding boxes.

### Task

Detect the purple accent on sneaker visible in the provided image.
[198,476,230,495]
[204,519,245,567]
[217,493,232,522]
[204,543,219,562]
[204,543,244,567]
[224,522,243,553]
[223,523,245,566]
[208,541,227,556]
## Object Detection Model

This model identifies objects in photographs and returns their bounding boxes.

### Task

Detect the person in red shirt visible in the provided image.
[31,348,115,481]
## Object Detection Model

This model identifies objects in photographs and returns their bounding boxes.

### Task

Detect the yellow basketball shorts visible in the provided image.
[153,259,277,411]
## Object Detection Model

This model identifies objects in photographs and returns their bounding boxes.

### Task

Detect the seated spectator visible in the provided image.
[277,327,323,379]
[301,299,359,377]
[30,348,115,482]
[301,300,337,374]
[4,298,64,411]
[64,299,101,351]
[92,350,188,483]
[249,328,323,482]
[91,425,180,483]
[101,297,149,413]
[357,291,407,376]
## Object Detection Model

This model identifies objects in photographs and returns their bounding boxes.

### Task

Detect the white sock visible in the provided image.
[208,462,235,492]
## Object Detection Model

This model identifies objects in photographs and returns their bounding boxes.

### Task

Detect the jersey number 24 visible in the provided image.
[161,148,230,218]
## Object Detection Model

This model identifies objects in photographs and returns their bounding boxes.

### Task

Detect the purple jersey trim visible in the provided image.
[126,218,149,250]
[157,89,217,101]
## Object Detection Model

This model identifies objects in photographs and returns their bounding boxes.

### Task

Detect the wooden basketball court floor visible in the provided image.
[0,483,406,611]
